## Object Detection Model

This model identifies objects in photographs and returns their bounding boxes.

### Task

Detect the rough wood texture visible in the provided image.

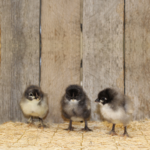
[125,0,150,120]
[0,0,40,123]
[83,0,124,121]
[0,0,1,68]
[0,27,1,67]
[80,0,83,24]
[41,0,81,123]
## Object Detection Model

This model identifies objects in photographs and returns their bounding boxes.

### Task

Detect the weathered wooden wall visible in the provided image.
[0,0,40,123]
[0,0,150,123]
[82,0,124,120]
[0,0,1,68]
[41,0,81,123]
[125,0,150,120]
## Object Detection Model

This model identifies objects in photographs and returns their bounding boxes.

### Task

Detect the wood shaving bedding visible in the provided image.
[0,120,150,149]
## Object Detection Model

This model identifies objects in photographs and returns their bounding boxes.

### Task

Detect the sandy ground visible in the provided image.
[0,120,150,150]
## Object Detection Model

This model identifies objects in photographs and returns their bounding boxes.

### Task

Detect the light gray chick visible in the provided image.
[95,88,133,137]
[20,85,48,127]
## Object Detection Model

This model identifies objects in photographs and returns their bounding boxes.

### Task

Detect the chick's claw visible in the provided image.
[82,126,92,132]
[65,126,74,131]
[121,132,131,138]
[38,123,48,128]
[108,130,118,136]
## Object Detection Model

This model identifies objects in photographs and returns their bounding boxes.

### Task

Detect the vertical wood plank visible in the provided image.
[125,0,150,120]
[41,0,81,123]
[83,0,124,120]
[0,0,2,68]
[0,0,40,123]
[80,0,83,25]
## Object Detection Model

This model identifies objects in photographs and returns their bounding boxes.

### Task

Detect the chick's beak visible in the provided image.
[95,99,99,102]
[71,99,76,102]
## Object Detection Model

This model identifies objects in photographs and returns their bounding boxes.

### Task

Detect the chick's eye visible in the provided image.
[104,97,107,100]
[29,93,33,96]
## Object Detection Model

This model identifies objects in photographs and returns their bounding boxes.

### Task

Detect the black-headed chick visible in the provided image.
[20,85,48,127]
[61,85,92,131]
[95,88,133,137]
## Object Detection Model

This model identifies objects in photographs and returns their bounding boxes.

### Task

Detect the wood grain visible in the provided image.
[125,0,150,120]
[0,0,1,69]
[41,0,81,123]
[80,0,83,24]
[0,0,40,123]
[83,0,124,120]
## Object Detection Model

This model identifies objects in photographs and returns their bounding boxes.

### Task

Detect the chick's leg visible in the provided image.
[27,116,33,124]
[82,120,92,131]
[108,124,117,135]
[38,118,47,128]
[122,126,130,137]
[65,120,74,131]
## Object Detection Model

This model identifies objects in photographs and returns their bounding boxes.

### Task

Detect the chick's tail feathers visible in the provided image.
[124,95,133,115]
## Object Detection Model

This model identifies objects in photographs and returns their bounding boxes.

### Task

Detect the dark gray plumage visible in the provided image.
[20,85,48,127]
[95,88,133,137]
[61,85,92,131]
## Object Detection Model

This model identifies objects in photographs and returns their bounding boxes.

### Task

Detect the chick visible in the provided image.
[20,85,48,127]
[95,88,133,137]
[61,85,92,131]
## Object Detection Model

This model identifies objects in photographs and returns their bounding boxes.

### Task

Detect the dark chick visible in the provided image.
[61,85,92,131]
[95,88,133,137]
[20,85,48,127]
